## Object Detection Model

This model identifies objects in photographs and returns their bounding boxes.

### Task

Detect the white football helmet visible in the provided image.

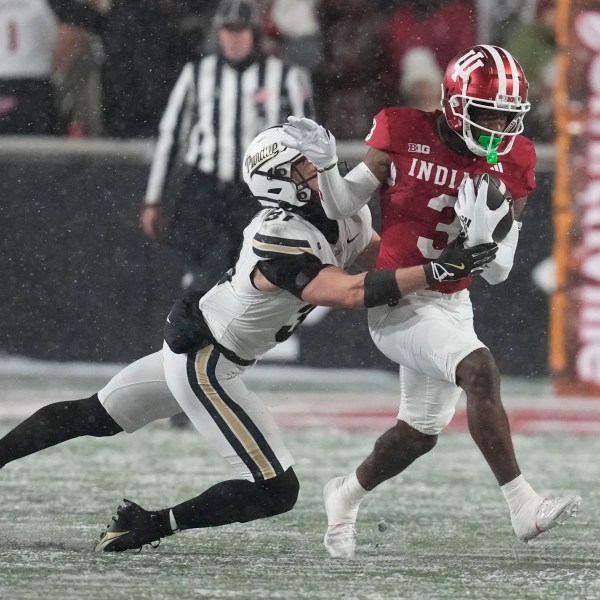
[243,126,312,208]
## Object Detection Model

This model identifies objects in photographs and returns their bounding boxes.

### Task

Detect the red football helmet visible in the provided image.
[441,45,530,160]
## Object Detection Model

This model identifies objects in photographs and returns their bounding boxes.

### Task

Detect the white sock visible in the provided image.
[344,471,369,507]
[326,471,369,526]
[500,474,540,515]
[169,509,180,534]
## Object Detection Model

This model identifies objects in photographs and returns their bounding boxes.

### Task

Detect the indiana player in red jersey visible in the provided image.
[281,45,581,558]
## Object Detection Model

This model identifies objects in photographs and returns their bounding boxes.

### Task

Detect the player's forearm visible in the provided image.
[303,241,499,306]
[301,268,366,307]
[301,265,427,309]
[318,162,380,219]
[395,266,429,295]
[481,221,520,285]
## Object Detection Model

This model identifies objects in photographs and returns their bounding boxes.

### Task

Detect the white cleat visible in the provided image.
[323,477,359,559]
[324,524,357,559]
[511,494,582,542]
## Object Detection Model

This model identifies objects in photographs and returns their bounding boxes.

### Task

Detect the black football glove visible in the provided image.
[424,242,498,285]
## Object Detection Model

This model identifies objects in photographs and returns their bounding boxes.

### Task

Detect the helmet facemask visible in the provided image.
[289,157,318,202]
[449,96,529,163]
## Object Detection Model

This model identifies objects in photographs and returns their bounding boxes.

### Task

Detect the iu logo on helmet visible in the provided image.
[451,49,484,83]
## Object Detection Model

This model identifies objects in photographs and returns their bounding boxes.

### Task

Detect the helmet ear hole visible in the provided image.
[296,189,309,202]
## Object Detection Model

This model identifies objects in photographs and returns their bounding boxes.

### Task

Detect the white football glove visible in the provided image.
[455,176,511,248]
[280,116,338,171]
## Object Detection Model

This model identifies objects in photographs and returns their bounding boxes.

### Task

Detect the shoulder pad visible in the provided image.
[253,212,316,260]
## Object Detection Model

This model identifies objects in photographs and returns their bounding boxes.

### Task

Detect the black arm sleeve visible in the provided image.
[257,254,332,299]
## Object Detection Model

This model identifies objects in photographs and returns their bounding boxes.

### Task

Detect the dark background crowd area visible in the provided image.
[1,0,557,143]
[0,0,558,375]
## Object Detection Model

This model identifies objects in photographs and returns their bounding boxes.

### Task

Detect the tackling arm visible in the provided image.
[252,243,498,308]
[253,262,427,309]
[300,265,426,308]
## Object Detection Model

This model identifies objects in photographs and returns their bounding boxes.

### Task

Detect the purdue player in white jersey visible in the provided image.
[196,191,372,362]
[0,126,496,552]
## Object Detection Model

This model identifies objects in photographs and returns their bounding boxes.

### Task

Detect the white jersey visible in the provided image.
[0,0,58,78]
[199,205,372,361]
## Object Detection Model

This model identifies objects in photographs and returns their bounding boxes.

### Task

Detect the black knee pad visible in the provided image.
[255,468,300,514]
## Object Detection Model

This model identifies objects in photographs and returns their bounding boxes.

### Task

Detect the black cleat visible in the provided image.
[94,499,169,552]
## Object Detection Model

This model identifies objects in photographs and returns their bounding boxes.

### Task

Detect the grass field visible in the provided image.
[0,422,597,600]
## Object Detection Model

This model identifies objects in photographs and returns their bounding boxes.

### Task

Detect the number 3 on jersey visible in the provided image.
[416,194,462,259]
[275,304,315,342]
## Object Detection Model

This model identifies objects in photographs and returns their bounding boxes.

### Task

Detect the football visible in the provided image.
[472,172,514,242]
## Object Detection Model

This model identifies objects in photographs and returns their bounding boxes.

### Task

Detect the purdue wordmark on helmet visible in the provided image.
[244,142,281,174]
[242,126,312,209]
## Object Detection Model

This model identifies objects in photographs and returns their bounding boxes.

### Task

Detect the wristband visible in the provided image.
[364,270,401,308]
[316,162,338,173]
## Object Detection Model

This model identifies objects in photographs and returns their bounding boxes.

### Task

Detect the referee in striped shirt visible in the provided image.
[141,0,315,290]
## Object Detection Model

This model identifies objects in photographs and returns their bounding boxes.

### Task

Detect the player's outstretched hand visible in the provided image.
[281,116,338,171]
[425,242,498,284]
[455,177,511,247]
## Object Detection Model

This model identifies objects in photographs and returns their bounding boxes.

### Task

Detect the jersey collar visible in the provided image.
[296,197,339,245]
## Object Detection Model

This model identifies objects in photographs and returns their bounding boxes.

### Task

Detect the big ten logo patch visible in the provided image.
[407,143,430,154]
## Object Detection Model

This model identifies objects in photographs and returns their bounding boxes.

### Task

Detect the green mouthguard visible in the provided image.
[478,135,502,165]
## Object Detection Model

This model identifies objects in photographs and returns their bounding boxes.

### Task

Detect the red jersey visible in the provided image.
[366,107,536,292]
